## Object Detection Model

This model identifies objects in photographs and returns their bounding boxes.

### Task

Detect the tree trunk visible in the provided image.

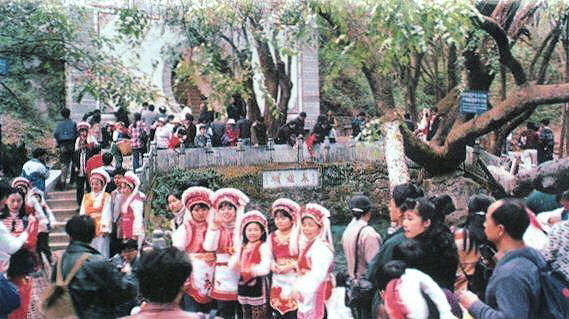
[560,104,568,157]
[361,64,396,112]
[401,82,569,174]
[499,64,507,100]
[447,44,458,92]
[245,76,262,122]
[274,57,293,134]
[383,121,410,190]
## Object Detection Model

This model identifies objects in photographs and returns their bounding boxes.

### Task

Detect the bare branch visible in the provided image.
[475,16,527,85]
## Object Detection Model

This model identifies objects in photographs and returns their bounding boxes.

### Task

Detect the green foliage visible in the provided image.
[360,119,384,142]
[116,8,149,39]
[0,143,28,178]
[149,168,223,218]
[149,163,391,225]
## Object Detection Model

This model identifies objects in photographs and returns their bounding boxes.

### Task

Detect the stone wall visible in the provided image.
[147,141,385,174]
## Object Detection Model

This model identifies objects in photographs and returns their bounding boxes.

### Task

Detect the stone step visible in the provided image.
[51,208,78,221]
[50,242,68,251]
[49,232,69,244]
[50,221,67,233]
[47,190,77,201]
[46,198,79,210]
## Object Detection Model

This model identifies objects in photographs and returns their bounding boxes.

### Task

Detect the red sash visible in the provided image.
[119,207,134,239]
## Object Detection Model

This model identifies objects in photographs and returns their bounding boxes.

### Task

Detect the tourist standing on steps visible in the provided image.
[53,108,77,190]
[79,168,112,258]
[290,203,334,319]
[29,187,56,264]
[341,194,382,319]
[129,112,147,172]
[203,188,249,319]
[75,122,99,205]
[109,167,126,257]
[173,186,215,314]
[166,189,187,232]
[269,198,301,319]
[21,148,50,193]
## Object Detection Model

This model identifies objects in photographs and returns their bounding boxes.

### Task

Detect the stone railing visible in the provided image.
[138,138,386,186]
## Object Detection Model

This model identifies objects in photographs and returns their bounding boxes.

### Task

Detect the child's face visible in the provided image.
[167,195,183,213]
[301,217,320,240]
[218,202,236,224]
[274,211,293,231]
[245,222,263,243]
[7,193,23,213]
[114,174,123,186]
[191,204,209,222]
[90,178,104,193]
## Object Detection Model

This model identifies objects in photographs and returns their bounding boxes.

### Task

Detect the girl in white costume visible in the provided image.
[231,210,271,319]
[79,168,112,258]
[172,186,216,313]
[117,171,145,249]
[269,198,301,318]
[203,188,249,319]
[292,203,335,319]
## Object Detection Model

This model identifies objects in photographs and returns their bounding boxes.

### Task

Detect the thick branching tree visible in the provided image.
[315,0,569,178]
[164,0,310,132]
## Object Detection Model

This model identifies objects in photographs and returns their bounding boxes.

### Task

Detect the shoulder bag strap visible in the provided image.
[62,253,91,286]
[353,224,369,278]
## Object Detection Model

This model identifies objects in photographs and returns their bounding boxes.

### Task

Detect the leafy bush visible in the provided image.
[148,162,392,225]
[0,143,28,178]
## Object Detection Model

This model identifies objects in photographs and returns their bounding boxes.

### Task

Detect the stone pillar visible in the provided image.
[288,42,320,130]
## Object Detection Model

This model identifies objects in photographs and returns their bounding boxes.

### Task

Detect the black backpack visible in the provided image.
[523,255,569,319]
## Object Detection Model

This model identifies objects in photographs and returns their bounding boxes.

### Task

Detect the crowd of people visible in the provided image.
[2,99,567,319]
[2,166,569,318]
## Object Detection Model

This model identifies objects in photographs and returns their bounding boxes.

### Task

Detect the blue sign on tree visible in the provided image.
[0,58,9,76]
[460,90,488,115]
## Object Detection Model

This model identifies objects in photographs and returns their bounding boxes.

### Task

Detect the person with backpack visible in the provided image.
[538,119,555,164]
[123,247,214,318]
[53,108,77,190]
[341,194,382,318]
[457,199,554,318]
[44,215,136,318]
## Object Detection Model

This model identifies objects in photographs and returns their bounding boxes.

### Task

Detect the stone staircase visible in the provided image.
[47,189,78,251]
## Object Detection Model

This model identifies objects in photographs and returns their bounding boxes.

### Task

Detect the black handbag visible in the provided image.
[345,225,375,307]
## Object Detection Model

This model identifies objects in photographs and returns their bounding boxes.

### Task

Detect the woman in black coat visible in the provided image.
[399,196,459,290]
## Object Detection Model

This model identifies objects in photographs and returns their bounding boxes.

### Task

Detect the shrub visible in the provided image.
[148,162,392,225]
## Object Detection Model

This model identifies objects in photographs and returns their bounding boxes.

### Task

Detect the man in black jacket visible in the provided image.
[54,215,137,318]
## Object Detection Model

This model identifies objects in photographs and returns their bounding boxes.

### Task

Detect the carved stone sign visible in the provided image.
[262,168,320,189]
